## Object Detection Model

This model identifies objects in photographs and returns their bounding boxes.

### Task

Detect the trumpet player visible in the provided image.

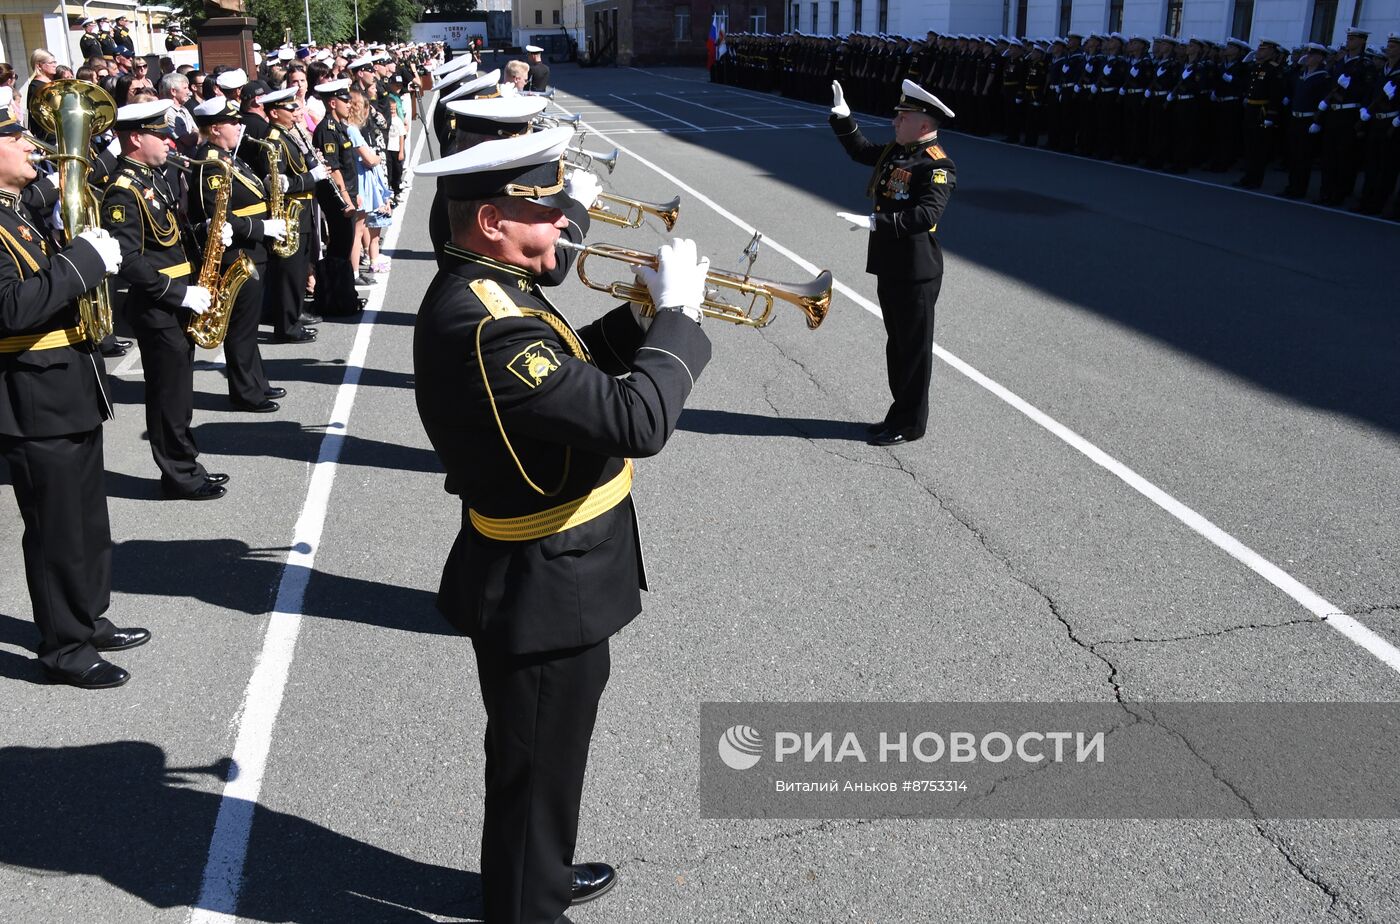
[102,100,225,501]
[413,128,710,924]
[1,107,149,688]
[252,86,324,344]
[190,96,287,413]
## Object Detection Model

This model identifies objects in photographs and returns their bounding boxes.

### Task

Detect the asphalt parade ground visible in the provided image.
[4,64,1400,923]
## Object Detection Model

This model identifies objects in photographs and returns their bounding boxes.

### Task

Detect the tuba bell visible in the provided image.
[30,80,118,346]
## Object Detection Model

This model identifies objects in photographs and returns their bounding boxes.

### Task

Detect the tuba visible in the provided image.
[243,136,302,259]
[558,239,831,330]
[30,80,118,346]
[173,152,254,349]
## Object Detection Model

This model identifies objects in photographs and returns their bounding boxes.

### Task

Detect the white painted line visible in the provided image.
[609,93,707,132]
[555,101,1400,679]
[109,348,141,377]
[186,124,430,924]
[657,91,779,128]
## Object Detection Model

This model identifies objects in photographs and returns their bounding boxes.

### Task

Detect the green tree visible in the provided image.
[360,0,425,43]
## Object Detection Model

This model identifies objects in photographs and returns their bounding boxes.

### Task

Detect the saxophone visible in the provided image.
[181,152,254,350]
[245,136,302,259]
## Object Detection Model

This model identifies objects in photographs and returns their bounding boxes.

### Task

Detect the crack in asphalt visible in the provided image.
[1347,603,1400,618]
[1093,617,1320,647]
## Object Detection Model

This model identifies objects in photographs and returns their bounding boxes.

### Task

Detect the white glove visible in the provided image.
[1394,115,1400,129]
[1089,83,1098,94]
[1360,108,1371,121]
[262,218,287,241]
[633,237,708,317]
[1338,74,1351,90]
[831,80,850,118]
[836,211,873,231]
[1385,81,1396,100]
[51,200,64,233]
[1118,87,1125,96]
[276,174,289,192]
[311,163,329,181]
[76,228,121,275]
[1222,72,1233,82]
[1318,99,1329,111]
[1167,92,1175,102]
[1308,122,1321,135]
[221,222,233,246]
[564,169,602,209]
[181,285,212,315]
[1263,119,1274,128]
[45,172,60,190]
[1144,89,1152,99]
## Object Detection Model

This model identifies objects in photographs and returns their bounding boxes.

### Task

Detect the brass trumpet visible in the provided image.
[558,239,831,330]
[534,112,583,131]
[563,144,618,174]
[587,192,680,231]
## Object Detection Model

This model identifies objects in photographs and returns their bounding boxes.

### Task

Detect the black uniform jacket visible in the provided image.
[0,185,112,438]
[528,61,551,92]
[313,115,359,200]
[79,33,103,60]
[247,125,319,211]
[101,157,194,330]
[189,143,273,266]
[414,244,712,653]
[830,114,956,281]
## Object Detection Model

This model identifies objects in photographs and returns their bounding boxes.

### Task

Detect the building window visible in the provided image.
[810,2,818,31]
[1017,0,1029,33]
[831,0,840,33]
[749,5,765,31]
[552,9,560,23]
[1164,0,1183,36]
[675,4,692,41]
[877,0,887,31]
[791,2,799,29]
[1107,0,1122,31]
[1229,0,1253,38]
[853,0,862,30]
[1308,0,1338,41]
[535,9,542,23]
[713,5,728,32]
[1057,0,1072,35]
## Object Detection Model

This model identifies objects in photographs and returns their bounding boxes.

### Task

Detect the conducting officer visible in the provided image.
[250,86,323,343]
[101,100,225,501]
[311,78,361,316]
[412,127,711,924]
[830,77,957,447]
[189,96,286,413]
[0,108,149,689]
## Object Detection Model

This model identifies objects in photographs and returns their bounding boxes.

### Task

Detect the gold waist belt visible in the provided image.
[469,460,633,542]
[0,326,83,353]
[159,261,192,277]
[233,202,268,217]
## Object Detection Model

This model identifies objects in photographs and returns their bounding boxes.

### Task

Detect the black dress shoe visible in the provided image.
[231,399,279,413]
[205,472,230,486]
[272,329,317,344]
[43,659,129,689]
[866,421,890,435]
[99,344,129,358]
[571,862,617,905]
[166,481,227,501]
[93,626,151,652]
[868,428,922,447]
[300,311,323,324]
[264,386,287,399]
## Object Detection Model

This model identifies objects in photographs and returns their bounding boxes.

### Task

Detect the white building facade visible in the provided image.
[788,0,1399,48]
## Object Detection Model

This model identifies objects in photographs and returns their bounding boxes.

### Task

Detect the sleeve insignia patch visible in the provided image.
[324,142,336,154]
[926,144,948,161]
[107,205,125,223]
[208,175,222,189]
[341,140,352,149]
[507,341,561,388]
[932,168,949,185]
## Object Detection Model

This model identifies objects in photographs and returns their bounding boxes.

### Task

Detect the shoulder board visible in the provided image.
[469,279,524,320]
[925,144,948,161]
[111,175,135,191]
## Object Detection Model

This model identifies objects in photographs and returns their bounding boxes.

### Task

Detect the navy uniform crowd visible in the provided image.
[715,26,1400,216]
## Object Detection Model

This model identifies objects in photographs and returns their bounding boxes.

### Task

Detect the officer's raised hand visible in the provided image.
[75,227,122,276]
[633,237,707,325]
[831,81,851,118]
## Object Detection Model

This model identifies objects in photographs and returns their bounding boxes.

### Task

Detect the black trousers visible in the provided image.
[1320,108,1363,204]
[134,321,206,492]
[223,266,270,406]
[1358,118,1400,213]
[1284,118,1321,196]
[474,638,610,924]
[1240,111,1275,186]
[316,195,358,316]
[876,275,942,437]
[0,427,114,673]
[262,213,313,338]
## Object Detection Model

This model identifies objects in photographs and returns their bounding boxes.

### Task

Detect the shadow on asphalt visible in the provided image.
[111,538,454,636]
[566,65,1400,438]
[679,407,868,440]
[187,420,443,474]
[0,742,480,922]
